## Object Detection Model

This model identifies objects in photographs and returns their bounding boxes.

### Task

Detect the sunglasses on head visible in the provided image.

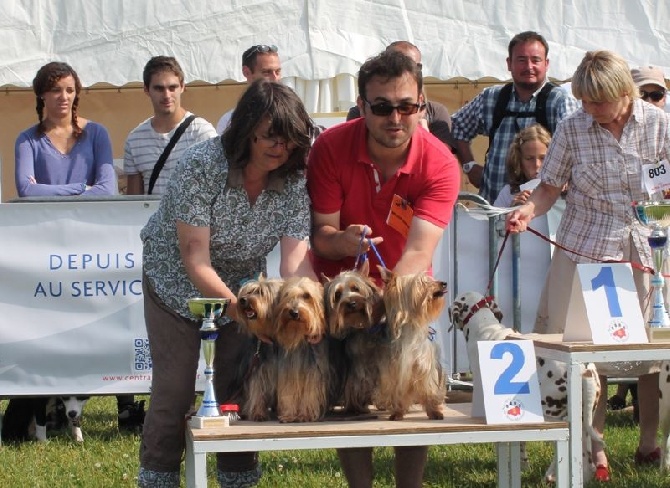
[243,44,278,63]
[363,98,426,117]
[640,89,666,102]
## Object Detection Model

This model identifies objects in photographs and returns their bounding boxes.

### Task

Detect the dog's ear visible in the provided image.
[449,300,469,330]
[358,259,370,277]
[378,266,393,285]
[491,301,504,321]
[258,272,266,281]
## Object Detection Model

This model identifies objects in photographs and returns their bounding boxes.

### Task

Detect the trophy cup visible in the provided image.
[632,201,670,340]
[188,297,230,422]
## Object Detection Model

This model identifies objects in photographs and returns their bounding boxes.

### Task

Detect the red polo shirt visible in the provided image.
[307,117,460,283]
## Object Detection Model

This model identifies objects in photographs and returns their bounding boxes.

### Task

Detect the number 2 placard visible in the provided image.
[476,340,544,424]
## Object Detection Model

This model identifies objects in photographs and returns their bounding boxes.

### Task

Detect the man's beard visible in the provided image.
[371,125,410,149]
[515,80,544,92]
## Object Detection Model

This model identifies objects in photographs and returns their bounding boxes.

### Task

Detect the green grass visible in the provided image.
[1,392,668,487]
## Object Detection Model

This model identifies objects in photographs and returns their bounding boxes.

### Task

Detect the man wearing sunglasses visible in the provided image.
[307,49,460,488]
[346,41,457,152]
[216,44,282,134]
[632,66,667,110]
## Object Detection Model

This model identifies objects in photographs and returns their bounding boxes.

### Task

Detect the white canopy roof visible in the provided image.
[1,0,669,88]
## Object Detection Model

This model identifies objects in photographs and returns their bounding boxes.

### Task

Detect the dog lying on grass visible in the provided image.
[2,396,89,443]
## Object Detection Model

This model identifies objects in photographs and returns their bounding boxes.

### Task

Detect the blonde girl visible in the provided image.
[493,124,551,207]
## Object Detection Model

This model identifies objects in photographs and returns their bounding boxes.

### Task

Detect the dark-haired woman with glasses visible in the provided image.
[138,79,317,488]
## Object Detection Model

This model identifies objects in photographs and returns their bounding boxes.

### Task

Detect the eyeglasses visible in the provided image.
[254,134,293,150]
[640,89,666,102]
[363,98,426,117]
[243,44,278,63]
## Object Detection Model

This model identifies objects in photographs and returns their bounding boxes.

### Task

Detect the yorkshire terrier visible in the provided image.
[235,275,283,421]
[323,260,385,414]
[374,268,447,421]
[273,277,330,422]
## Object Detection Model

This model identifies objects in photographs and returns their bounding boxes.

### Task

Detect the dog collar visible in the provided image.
[461,296,495,327]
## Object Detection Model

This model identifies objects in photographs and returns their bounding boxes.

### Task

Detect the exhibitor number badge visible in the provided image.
[642,159,670,196]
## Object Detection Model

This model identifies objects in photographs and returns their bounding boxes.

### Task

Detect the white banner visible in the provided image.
[0,198,562,395]
[0,199,161,396]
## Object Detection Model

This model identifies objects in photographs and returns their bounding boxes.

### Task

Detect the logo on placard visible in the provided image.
[502,399,525,421]
[608,318,629,342]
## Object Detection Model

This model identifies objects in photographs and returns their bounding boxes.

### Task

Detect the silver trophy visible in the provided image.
[188,297,230,417]
[632,201,670,329]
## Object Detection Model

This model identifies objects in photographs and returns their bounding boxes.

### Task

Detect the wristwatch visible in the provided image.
[462,161,477,174]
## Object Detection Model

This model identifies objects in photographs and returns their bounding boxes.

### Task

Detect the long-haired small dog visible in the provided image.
[273,277,330,422]
[324,261,385,414]
[1,396,89,443]
[235,276,283,421]
[374,268,447,421]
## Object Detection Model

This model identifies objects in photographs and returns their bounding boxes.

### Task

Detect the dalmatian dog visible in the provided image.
[449,291,603,483]
[660,361,670,472]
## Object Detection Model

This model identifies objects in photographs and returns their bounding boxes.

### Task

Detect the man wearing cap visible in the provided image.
[631,65,667,110]
[216,45,282,134]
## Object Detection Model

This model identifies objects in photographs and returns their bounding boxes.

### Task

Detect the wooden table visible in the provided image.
[184,402,569,488]
[531,334,670,487]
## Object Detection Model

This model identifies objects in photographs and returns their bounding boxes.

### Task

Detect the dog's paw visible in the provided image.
[427,410,444,420]
[389,412,405,421]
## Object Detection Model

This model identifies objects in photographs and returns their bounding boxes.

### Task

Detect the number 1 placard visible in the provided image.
[563,263,648,344]
[476,340,544,424]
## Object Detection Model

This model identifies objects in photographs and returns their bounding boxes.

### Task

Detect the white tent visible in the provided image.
[1,0,669,112]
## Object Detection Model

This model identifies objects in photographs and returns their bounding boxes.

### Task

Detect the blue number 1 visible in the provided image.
[590,266,622,317]
[491,342,530,395]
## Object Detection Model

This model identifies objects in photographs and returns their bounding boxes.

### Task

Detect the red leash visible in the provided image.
[525,226,655,275]
[485,230,510,296]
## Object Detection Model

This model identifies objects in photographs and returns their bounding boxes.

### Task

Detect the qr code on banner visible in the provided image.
[134,338,152,371]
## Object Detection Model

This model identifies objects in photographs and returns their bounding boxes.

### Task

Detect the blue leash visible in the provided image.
[353,226,387,269]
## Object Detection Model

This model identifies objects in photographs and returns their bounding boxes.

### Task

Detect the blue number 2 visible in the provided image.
[491,342,530,395]
[590,266,622,317]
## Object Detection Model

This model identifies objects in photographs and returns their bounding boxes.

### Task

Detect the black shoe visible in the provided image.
[118,400,145,433]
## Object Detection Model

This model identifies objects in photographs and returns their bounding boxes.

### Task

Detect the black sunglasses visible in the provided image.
[243,44,278,63]
[363,98,426,117]
[640,89,666,102]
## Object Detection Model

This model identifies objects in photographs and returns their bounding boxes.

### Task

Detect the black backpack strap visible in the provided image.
[488,82,514,142]
[147,114,197,195]
[534,82,557,133]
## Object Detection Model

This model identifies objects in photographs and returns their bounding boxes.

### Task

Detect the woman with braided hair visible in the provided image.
[13,61,138,432]
[15,61,116,196]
